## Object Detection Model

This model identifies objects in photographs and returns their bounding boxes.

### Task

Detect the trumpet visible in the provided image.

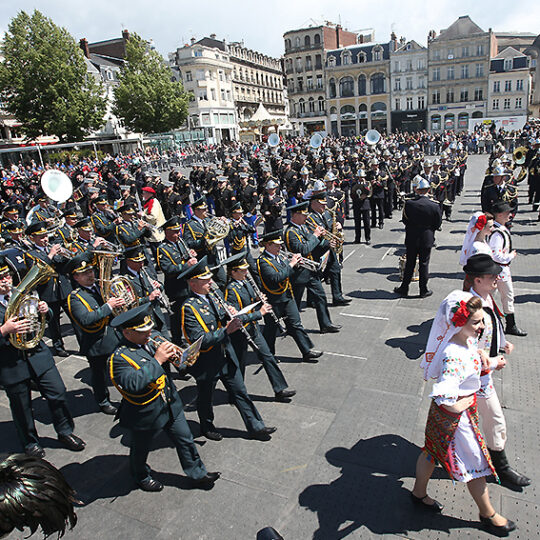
[147,335,199,369]
[305,219,343,252]
[281,248,321,272]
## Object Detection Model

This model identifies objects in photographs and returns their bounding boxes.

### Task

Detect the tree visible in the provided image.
[113,34,190,134]
[0,10,106,142]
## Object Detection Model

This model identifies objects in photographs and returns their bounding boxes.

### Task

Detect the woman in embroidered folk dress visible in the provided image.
[459,211,494,266]
[411,291,516,536]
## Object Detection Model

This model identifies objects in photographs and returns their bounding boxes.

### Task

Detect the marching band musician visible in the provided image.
[109,304,220,492]
[223,254,296,402]
[90,196,118,243]
[307,192,350,306]
[70,217,106,254]
[351,169,372,245]
[183,196,227,289]
[0,204,21,242]
[0,255,86,457]
[481,166,512,215]
[55,208,79,250]
[180,257,277,442]
[123,246,170,340]
[28,192,56,225]
[367,158,386,230]
[284,201,340,334]
[256,230,322,362]
[260,179,284,233]
[156,216,197,345]
[65,252,124,415]
[226,202,257,269]
[24,222,72,358]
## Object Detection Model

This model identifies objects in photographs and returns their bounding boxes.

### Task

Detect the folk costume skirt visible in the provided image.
[423,397,497,483]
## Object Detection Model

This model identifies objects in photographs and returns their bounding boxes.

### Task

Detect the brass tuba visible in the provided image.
[96,252,138,316]
[513,146,528,165]
[5,259,57,350]
[204,217,230,250]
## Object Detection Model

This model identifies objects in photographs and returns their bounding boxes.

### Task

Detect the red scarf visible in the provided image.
[143,197,154,214]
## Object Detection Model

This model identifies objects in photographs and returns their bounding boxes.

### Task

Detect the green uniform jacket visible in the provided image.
[284,224,320,286]
[255,252,294,304]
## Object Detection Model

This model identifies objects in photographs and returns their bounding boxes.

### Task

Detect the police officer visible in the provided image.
[109,304,220,492]
[65,252,123,415]
[284,201,340,333]
[223,254,296,402]
[394,178,442,298]
[180,257,276,442]
[0,255,85,457]
[156,216,198,345]
[256,231,323,362]
[24,222,71,357]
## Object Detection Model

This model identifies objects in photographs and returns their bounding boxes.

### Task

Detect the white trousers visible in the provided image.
[496,274,514,314]
[477,392,507,451]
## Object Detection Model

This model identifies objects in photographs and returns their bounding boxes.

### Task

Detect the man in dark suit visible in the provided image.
[180,257,276,442]
[65,252,123,415]
[0,255,85,457]
[481,166,511,215]
[109,304,219,492]
[394,178,442,298]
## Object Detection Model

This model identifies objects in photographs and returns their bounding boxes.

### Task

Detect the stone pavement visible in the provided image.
[1,154,539,539]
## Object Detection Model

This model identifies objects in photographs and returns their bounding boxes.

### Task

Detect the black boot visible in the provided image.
[490,449,531,487]
[505,313,527,337]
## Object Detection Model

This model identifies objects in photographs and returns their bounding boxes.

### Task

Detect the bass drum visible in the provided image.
[1,247,27,285]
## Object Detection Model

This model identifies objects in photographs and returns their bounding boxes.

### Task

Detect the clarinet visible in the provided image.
[140,267,171,311]
[245,271,286,335]
[208,283,260,352]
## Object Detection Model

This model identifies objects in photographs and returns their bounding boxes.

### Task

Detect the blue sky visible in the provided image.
[0,0,538,59]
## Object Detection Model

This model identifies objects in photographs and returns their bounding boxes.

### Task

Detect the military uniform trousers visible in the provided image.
[194,355,265,434]
[47,300,65,350]
[88,354,112,407]
[402,240,432,294]
[5,365,74,450]
[352,201,371,243]
[370,198,385,227]
[323,254,346,303]
[292,275,332,330]
[262,296,314,356]
[230,325,288,394]
[130,412,207,483]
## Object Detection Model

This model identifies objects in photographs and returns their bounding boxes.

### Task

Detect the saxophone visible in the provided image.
[5,258,57,350]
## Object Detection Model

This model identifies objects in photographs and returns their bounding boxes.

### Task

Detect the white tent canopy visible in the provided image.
[239,102,286,128]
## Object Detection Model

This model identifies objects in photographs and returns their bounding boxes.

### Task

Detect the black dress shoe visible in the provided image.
[58,433,86,452]
[203,430,223,441]
[137,477,164,492]
[100,403,118,416]
[53,347,70,358]
[275,389,296,402]
[190,472,221,488]
[320,324,341,334]
[505,325,527,337]
[303,350,323,362]
[393,286,409,297]
[419,290,433,298]
[25,443,45,458]
[378,223,384,229]
[366,240,371,245]
[479,513,516,536]
[249,426,277,441]
[410,492,443,513]
[332,298,351,306]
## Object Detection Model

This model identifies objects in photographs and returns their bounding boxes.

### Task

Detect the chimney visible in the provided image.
[358,34,364,44]
[391,31,398,51]
[122,29,130,41]
[79,38,90,58]
[336,24,342,48]
[210,33,216,39]
[400,36,406,46]
[190,37,196,45]
[428,30,436,42]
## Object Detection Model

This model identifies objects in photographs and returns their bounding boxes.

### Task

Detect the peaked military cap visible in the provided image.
[162,216,182,230]
[65,252,95,274]
[124,246,146,262]
[4,220,25,233]
[4,204,19,215]
[0,255,10,277]
[25,222,48,236]
[260,230,284,244]
[286,201,309,214]
[309,191,327,202]
[178,255,213,280]
[111,304,154,331]
[192,196,208,209]
[120,203,137,214]
[74,217,93,230]
[230,202,243,214]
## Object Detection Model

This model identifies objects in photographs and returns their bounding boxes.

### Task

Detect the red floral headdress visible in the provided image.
[450,300,469,327]
[474,214,487,231]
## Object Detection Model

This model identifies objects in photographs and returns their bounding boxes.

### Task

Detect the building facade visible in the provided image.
[169,38,238,143]
[487,47,530,121]
[227,40,285,122]
[283,23,358,135]
[525,35,540,118]
[427,16,497,132]
[390,39,428,132]
[325,40,392,136]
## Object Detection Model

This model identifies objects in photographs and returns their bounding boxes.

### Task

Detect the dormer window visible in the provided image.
[328,56,336,67]
[373,46,382,61]
[357,52,367,63]
[342,51,351,65]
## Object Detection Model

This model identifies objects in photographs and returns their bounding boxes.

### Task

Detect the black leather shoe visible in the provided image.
[190,472,221,488]
[100,404,118,416]
[203,430,223,441]
[303,350,323,362]
[275,389,296,402]
[332,298,351,306]
[479,513,516,536]
[366,240,371,245]
[137,477,164,492]
[393,286,409,297]
[505,325,527,337]
[419,290,433,298]
[378,223,383,229]
[320,324,341,334]
[58,433,86,452]
[53,348,70,358]
[25,443,45,458]
[249,426,277,441]
[410,492,443,513]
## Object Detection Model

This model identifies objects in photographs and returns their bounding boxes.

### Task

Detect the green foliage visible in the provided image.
[45,148,106,164]
[0,10,107,142]
[113,34,190,134]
